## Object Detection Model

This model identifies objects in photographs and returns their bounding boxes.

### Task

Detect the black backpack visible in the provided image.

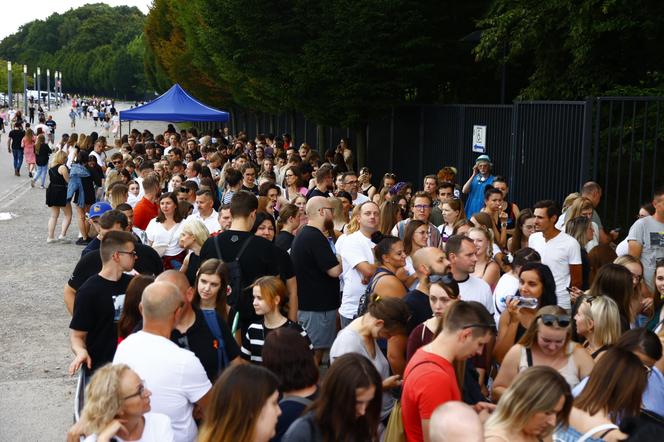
[213,235,253,320]
[355,268,394,318]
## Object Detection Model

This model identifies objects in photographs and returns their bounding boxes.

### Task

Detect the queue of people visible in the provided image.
[57,122,664,442]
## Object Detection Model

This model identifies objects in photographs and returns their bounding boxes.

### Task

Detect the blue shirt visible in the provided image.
[465,174,495,217]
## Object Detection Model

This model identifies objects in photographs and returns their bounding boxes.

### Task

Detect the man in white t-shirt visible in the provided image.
[186,190,220,233]
[113,281,211,442]
[627,187,664,292]
[342,171,370,205]
[446,235,494,315]
[529,200,582,310]
[337,201,380,327]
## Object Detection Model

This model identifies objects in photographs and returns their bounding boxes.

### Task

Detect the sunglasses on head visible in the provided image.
[538,314,571,328]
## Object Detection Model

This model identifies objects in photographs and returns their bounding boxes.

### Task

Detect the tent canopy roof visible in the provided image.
[119,84,229,122]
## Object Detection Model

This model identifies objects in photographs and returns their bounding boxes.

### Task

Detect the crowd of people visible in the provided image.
[25,115,662,441]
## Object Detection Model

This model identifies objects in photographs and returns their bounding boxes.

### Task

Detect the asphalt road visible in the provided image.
[0,100,168,441]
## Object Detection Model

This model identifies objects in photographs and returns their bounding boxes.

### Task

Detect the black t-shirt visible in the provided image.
[69,273,133,371]
[306,187,330,200]
[171,308,240,382]
[290,226,340,311]
[275,231,294,252]
[404,289,432,334]
[45,119,56,132]
[8,129,25,150]
[274,389,319,442]
[68,243,163,290]
[277,247,295,281]
[199,230,280,323]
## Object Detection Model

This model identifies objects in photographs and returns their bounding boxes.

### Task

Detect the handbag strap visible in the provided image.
[526,347,533,367]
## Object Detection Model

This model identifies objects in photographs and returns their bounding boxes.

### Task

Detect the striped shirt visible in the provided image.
[241,319,312,363]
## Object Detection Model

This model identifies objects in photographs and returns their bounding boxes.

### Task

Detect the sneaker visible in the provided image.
[46,238,57,244]
[28,171,33,178]
[40,185,45,189]
[75,237,89,245]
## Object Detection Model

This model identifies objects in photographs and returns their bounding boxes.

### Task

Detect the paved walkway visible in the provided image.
[0,100,170,441]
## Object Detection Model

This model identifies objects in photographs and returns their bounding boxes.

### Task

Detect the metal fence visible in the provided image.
[590,97,664,230]
[219,97,663,230]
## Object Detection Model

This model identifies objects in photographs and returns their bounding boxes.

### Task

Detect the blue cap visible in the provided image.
[88,201,112,219]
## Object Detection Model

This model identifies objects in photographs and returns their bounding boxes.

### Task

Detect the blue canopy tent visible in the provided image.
[119,84,229,133]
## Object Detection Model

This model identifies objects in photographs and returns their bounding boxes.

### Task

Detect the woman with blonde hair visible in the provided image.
[492,305,594,400]
[77,363,173,442]
[574,295,622,360]
[46,150,72,243]
[485,366,572,442]
[562,197,599,251]
[198,364,281,442]
[107,182,128,209]
[178,218,210,286]
[328,196,349,234]
[469,227,501,289]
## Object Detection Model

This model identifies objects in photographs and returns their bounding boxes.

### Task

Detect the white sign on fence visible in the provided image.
[472,125,486,153]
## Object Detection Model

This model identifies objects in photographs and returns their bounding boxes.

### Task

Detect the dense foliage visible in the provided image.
[0,3,148,98]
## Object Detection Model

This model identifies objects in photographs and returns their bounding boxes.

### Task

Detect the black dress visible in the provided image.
[46,165,68,207]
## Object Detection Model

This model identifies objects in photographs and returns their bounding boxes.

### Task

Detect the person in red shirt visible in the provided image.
[132,175,161,231]
[401,301,495,442]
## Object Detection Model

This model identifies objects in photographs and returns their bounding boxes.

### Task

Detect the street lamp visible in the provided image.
[37,67,41,106]
[46,68,51,110]
[7,61,12,109]
[23,65,27,115]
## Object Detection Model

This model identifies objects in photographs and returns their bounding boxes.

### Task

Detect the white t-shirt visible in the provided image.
[352,192,370,206]
[627,215,664,292]
[338,230,375,319]
[83,412,174,442]
[90,150,106,168]
[457,275,495,314]
[528,231,582,309]
[615,237,629,257]
[145,220,184,256]
[492,273,520,327]
[186,211,220,235]
[404,255,418,290]
[113,331,211,442]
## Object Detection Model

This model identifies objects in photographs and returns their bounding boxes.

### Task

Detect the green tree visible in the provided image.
[475,0,664,99]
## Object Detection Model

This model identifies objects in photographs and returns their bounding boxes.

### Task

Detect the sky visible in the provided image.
[0,1,152,40]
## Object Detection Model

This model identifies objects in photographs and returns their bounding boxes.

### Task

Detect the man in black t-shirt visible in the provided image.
[68,231,137,375]
[64,218,162,315]
[7,122,25,176]
[198,191,280,332]
[306,165,333,200]
[45,115,56,143]
[290,196,342,364]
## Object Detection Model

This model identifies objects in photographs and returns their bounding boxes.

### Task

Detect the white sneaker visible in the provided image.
[58,236,71,244]
[46,238,57,243]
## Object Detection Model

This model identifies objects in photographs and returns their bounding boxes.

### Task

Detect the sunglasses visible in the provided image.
[538,314,571,328]
[123,381,147,400]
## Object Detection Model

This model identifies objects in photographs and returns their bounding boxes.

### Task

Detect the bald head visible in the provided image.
[306,196,328,217]
[429,401,483,442]
[155,270,191,302]
[141,281,182,321]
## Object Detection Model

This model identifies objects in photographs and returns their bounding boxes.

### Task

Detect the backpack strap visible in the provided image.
[526,347,533,367]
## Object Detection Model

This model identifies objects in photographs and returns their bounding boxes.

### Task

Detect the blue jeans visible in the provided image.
[34,165,48,186]
[12,149,24,171]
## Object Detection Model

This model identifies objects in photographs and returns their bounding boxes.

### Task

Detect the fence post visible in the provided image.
[508,102,519,198]
[579,98,594,186]
[389,107,395,172]
[418,107,425,185]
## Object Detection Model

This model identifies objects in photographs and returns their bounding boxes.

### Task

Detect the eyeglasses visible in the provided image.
[112,160,122,165]
[123,381,147,400]
[416,230,431,237]
[414,204,432,211]
[384,173,396,179]
[538,314,571,328]
[117,250,137,257]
